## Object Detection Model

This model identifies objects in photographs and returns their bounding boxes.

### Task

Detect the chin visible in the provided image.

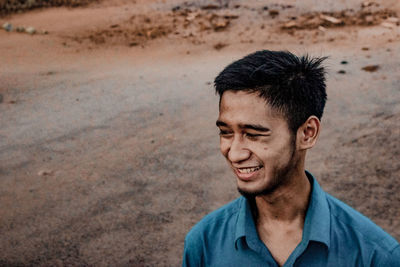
[238,187,265,199]
[237,180,280,198]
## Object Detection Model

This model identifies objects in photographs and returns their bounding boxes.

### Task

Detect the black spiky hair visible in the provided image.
[214,50,327,133]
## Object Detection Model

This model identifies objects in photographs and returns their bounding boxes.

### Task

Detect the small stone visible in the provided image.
[282,21,297,29]
[2,22,12,32]
[25,26,36,35]
[380,22,395,29]
[386,17,399,24]
[318,26,327,32]
[361,1,376,8]
[269,10,279,17]
[223,14,239,19]
[338,70,346,74]
[214,42,228,50]
[172,5,181,12]
[211,17,230,31]
[186,12,198,21]
[320,14,342,24]
[361,47,369,51]
[38,169,54,176]
[16,26,25,32]
[365,15,374,24]
[201,4,220,10]
[43,70,56,75]
[362,65,379,72]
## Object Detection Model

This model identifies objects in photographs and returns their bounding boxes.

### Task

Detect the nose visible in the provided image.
[227,135,251,163]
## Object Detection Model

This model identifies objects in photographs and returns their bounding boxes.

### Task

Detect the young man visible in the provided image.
[182,50,400,266]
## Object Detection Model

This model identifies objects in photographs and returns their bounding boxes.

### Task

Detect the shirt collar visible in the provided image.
[234,196,257,249]
[234,196,249,247]
[234,171,331,249]
[303,171,331,248]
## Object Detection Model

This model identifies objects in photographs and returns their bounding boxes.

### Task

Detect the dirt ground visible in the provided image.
[1,0,399,266]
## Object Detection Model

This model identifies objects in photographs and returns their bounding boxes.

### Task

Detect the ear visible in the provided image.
[296,116,321,150]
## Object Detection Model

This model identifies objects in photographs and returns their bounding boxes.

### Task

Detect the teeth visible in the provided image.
[237,167,261,174]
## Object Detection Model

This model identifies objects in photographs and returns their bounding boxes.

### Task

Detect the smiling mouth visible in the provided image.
[237,166,262,174]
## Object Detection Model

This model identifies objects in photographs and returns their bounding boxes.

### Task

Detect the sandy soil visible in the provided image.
[1,0,400,266]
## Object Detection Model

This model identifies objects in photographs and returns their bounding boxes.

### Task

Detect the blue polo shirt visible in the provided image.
[182,172,400,266]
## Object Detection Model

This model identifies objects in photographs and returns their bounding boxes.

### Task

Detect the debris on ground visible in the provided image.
[386,17,399,24]
[38,169,54,176]
[2,22,47,35]
[380,22,396,29]
[362,65,380,72]
[2,22,12,32]
[320,14,342,24]
[269,9,279,17]
[25,26,36,35]
[282,21,297,29]
[70,6,240,47]
[213,42,228,50]
[361,1,380,8]
[201,4,220,10]
[16,26,25,32]
[0,0,97,16]
[210,14,231,31]
[281,8,398,30]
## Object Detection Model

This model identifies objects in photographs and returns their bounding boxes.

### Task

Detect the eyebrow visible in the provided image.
[216,120,227,127]
[216,120,270,132]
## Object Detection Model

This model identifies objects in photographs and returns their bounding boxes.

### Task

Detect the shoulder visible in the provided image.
[325,193,399,254]
[182,197,244,266]
[383,245,400,265]
[185,197,243,243]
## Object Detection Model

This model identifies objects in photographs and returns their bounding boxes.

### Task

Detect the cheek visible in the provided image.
[263,144,294,167]
[255,145,282,163]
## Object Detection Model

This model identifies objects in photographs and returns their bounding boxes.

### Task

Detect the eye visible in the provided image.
[244,133,264,140]
[219,130,233,137]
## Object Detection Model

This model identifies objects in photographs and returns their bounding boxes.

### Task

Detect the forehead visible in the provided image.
[218,90,283,125]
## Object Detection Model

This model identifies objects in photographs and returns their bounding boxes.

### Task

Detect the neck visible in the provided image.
[255,169,311,223]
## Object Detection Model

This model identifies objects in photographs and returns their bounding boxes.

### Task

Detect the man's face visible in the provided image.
[217,90,298,197]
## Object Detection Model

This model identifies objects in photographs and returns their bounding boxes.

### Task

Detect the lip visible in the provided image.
[234,166,262,181]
